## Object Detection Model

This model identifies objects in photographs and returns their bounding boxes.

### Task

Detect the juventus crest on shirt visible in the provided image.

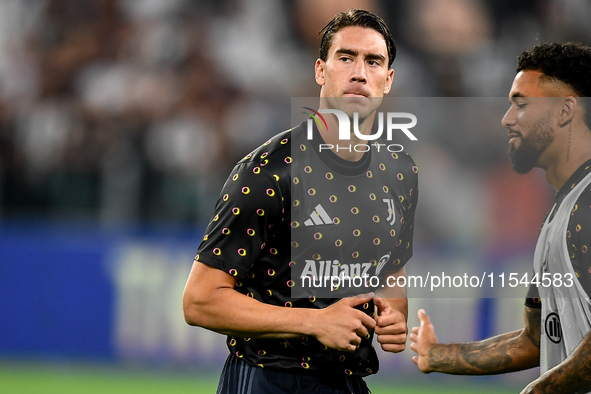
[195,121,418,376]
[290,124,418,298]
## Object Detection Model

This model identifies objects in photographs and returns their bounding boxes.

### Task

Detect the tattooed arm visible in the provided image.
[520,330,591,394]
[409,306,540,374]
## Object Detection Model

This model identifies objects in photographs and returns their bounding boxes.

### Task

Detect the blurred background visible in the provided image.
[1,0,590,392]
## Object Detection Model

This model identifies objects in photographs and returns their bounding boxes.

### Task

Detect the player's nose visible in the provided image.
[350,60,367,83]
[501,106,516,129]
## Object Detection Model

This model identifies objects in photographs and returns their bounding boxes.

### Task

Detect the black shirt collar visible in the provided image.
[309,122,371,176]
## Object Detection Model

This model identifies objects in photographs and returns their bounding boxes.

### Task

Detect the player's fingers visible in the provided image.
[411,326,419,335]
[375,311,394,325]
[343,296,374,308]
[376,311,405,329]
[340,343,357,353]
[375,322,406,335]
[418,309,432,326]
[373,297,391,314]
[380,343,405,353]
[376,333,406,345]
[409,333,417,343]
[338,334,361,352]
[374,314,392,328]
[359,311,377,330]
[350,335,362,348]
[409,342,417,352]
[412,356,418,365]
[354,323,369,339]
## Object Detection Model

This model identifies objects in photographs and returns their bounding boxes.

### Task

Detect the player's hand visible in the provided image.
[373,297,407,353]
[409,309,438,373]
[314,295,376,352]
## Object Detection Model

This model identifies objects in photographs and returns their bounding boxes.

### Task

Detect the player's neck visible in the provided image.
[319,112,376,161]
[543,125,591,191]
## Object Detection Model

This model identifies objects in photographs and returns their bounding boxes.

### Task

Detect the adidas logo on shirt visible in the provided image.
[304,204,333,226]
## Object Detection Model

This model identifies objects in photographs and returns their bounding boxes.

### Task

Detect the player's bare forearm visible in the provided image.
[428,330,536,374]
[431,307,540,374]
[412,306,540,374]
[183,261,376,352]
[188,288,312,339]
[521,330,591,393]
[183,262,310,338]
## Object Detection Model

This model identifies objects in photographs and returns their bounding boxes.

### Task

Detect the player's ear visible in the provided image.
[383,68,394,95]
[558,96,576,127]
[315,58,325,86]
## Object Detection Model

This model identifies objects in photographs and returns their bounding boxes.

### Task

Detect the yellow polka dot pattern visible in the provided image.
[193,123,419,378]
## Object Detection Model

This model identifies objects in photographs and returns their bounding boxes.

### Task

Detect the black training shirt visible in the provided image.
[196,121,418,377]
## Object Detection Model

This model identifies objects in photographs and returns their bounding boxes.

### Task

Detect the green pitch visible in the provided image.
[0,361,521,393]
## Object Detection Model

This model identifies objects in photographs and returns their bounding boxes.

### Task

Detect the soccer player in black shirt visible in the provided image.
[183,9,418,394]
[410,43,591,394]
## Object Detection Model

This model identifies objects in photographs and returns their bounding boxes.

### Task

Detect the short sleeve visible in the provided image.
[567,188,591,298]
[195,161,285,280]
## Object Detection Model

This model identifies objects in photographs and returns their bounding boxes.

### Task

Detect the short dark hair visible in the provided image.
[318,9,396,68]
[517,42,591,97]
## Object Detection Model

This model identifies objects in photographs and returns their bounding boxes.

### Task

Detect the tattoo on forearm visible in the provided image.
[428,307,541,375]
[428,331,520,374]
[581,356,591,382]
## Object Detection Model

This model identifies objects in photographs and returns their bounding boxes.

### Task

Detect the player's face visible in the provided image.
[315,26,394,120]
[501,70,558,174]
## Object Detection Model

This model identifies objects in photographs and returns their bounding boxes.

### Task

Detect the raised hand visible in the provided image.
[374,297,407,353]
[409,309,438,373]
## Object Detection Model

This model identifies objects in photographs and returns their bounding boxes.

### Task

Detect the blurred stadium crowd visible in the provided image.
[0,0,590,246]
